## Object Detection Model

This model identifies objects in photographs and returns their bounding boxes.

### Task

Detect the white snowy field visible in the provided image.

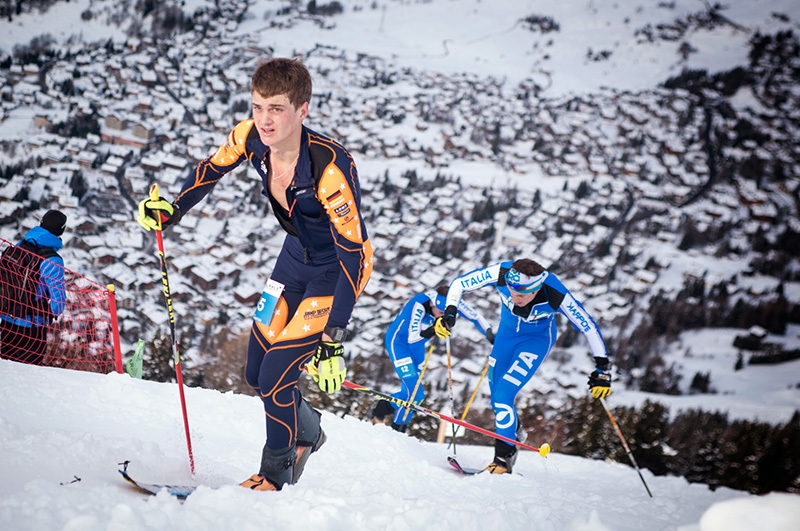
[3,0,800,98]
[1,2,800,527]
[1,359,799,531]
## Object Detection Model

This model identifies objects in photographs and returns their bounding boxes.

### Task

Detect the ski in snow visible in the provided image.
[119,467,197,498]
[447,456,484,476]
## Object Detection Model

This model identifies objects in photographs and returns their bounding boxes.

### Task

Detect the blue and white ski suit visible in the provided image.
[445,261,609,442]
[385,291,490,426]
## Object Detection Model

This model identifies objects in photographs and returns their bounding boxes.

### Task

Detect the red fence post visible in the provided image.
[107,284,124,374]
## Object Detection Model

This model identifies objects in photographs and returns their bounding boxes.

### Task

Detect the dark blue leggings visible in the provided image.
[245,254,339,451]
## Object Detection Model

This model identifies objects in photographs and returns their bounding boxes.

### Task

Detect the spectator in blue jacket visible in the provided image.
[0,210,67,365]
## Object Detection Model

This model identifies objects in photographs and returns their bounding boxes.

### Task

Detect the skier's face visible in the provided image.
[252,92,308,149]
[509,288,537,306]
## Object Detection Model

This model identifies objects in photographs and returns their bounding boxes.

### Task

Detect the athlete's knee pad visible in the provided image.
[296,397,322,446]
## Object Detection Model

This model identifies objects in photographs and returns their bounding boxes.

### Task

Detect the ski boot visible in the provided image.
[486,440,517,474]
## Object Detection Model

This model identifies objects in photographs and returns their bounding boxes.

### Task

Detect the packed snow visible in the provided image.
[1,359,799,530]
[2,0,800,528]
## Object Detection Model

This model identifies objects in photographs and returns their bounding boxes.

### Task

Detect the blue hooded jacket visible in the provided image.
[1,226,66,328]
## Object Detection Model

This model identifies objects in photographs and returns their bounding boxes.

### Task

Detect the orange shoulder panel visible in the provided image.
[317,164,364,244]
[209,120,254,166]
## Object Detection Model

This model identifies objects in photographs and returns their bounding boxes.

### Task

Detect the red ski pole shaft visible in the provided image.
[150,183,195,477]
[340,378,550,457]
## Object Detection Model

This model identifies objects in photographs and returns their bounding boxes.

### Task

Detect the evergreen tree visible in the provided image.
[142,329,197,385]
[756,411,800,494]
[667,409,728,487]
[560,397,613,459]
[717,419,771,493]
[639,355,682,395]
[688,371,712,394]
[628,400,669,475]
[142,329,175,383]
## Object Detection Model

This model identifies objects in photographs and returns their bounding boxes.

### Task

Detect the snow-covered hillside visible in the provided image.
[1,358,799,531]
[1,0,799,498]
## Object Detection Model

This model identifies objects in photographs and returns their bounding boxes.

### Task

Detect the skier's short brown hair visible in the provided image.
[509,258,546,277]
[251,58,312,109]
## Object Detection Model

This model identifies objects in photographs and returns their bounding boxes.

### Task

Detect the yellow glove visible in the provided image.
[588,363,612,399]
[312,341,346,394]
[137,196,179,231]
[590,381,612,399]
[433,316,451,339]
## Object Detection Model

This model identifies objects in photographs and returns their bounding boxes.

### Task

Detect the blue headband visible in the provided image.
[505,268,546,293]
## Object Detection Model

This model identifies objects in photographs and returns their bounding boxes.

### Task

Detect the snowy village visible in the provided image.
[0,1,799,529]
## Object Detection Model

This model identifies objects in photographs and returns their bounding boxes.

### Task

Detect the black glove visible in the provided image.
[443,305,457,328]
[588,356,612,399]
[486,327,495,345]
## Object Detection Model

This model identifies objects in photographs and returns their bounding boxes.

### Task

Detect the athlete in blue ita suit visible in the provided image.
[372,286,493,432]
[433,258,612,474]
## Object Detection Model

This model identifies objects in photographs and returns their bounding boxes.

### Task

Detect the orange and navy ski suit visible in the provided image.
[173,122,372,479]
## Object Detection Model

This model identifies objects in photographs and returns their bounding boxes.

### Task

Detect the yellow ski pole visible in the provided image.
[460,358,490,421]
[401,342,435,423]
[445,336,459,454]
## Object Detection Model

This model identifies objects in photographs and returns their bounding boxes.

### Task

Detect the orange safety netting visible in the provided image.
[0,237,120,374]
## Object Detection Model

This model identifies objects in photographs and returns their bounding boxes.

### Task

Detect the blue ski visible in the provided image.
[447,456,484,475]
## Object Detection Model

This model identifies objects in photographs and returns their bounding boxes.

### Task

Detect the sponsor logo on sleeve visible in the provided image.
[567,302,591,332]
[459,270,492,289]
[327,190,351,217]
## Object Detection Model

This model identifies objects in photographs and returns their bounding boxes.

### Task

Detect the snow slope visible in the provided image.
[1,2,800,526]
[1,359,799,531]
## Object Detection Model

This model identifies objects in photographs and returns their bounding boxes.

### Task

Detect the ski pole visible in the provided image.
[599,397,652,498]
[444,336,458,454]
[149,183,195,477]
[339,375,551,457]
[401,341,434,423]
[460,358,489,421]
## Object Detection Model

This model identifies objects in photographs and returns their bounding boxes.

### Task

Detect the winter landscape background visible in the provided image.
[1,0,800,527]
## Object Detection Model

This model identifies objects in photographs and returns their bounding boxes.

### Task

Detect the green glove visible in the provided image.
[137,196,180,231]
[312,341,346,394]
